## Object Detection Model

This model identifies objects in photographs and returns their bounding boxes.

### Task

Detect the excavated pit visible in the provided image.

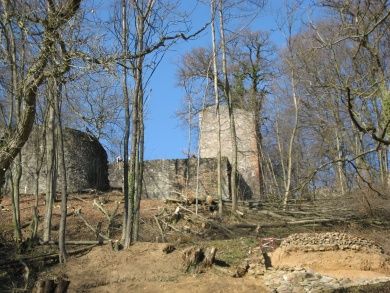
[265,232,390,292]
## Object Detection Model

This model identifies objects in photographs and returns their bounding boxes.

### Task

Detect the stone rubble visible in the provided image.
[242,233,390,292]
[262,267,390,293]
[279,232,384,254]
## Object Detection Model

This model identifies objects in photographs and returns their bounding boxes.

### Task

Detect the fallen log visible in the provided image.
[68,195,89,203]
[154,216,165,242]
[0,244,96,268]
[256,210,295,221]
[74,209,111,241]
[40,240,109,245]
[231,218,345,230]
[164,198,186,204]
[93,199,111,220]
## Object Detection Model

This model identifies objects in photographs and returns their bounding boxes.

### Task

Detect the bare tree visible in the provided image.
[0,0,82,193]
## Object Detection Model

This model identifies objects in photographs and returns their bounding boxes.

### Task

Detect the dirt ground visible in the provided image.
[271,249,390,279]
[50,242,267,293]
[1,191,390,292]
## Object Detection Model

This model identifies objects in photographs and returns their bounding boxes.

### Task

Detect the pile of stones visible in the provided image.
[278,232,383,254]
[263,267,390,293]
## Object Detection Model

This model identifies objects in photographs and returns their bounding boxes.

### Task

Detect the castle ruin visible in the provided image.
[4,106,261,200]
[109,105,262,200]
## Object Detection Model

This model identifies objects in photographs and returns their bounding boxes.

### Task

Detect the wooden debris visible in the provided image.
[110,240,123,252]
[235,210,244,216]
[232,261,249,278]
[231,218,345,230]
[154,216,165,242]
[162,244,175,254]
[74,208,111,241]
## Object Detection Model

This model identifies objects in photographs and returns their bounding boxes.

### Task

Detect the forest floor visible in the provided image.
[0,190,390,292]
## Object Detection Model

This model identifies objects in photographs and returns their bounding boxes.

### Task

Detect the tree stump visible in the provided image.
[203,247,217,268]
[34,277,70,293]
[182,246,217,272]
[182,247,204,272]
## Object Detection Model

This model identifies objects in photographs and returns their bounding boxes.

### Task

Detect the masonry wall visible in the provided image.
[17,127,110,194]
[199,106,261,199]
[109,157,230,199]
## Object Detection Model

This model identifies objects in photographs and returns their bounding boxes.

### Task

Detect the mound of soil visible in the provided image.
[50,243,268,293]
[270,232,390,281]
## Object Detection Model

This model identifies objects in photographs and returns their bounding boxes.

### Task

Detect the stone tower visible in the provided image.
[199,105,261,199]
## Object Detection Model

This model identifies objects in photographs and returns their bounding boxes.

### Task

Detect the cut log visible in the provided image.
[93,199,110,220]
[231,218,345,230]
[75,209,111,241]
[0,245,96,269]
[257,210,295,221]
[235,210,244,216]
[154,216,165,242]
[41,240,109,245]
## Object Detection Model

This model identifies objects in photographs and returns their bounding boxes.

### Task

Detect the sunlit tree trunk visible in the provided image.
[335,128,346,194]
[282,70,299,210]
[218,0,238,211]
[124,1,148,247]
[121,0,131,242]
[210,0,223,215]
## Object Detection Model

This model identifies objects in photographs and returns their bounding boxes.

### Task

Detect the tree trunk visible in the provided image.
[132,98,144,242]
[0,0,81,189]
[210,0,223,216]
[10,164,22,241]
[335,128,346,194]
[43,83,57,243]
[121,0,131,242]
[55,80,68,263]
[282,70,299,210]
[218,0,238,211]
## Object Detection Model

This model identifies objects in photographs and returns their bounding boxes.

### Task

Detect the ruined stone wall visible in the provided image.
[199,105,261,199]
[109,157,230,199]
[18,127,109,194]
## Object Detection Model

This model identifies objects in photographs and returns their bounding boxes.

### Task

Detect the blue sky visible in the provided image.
[85,1,317,160]
[143,1,315,160]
